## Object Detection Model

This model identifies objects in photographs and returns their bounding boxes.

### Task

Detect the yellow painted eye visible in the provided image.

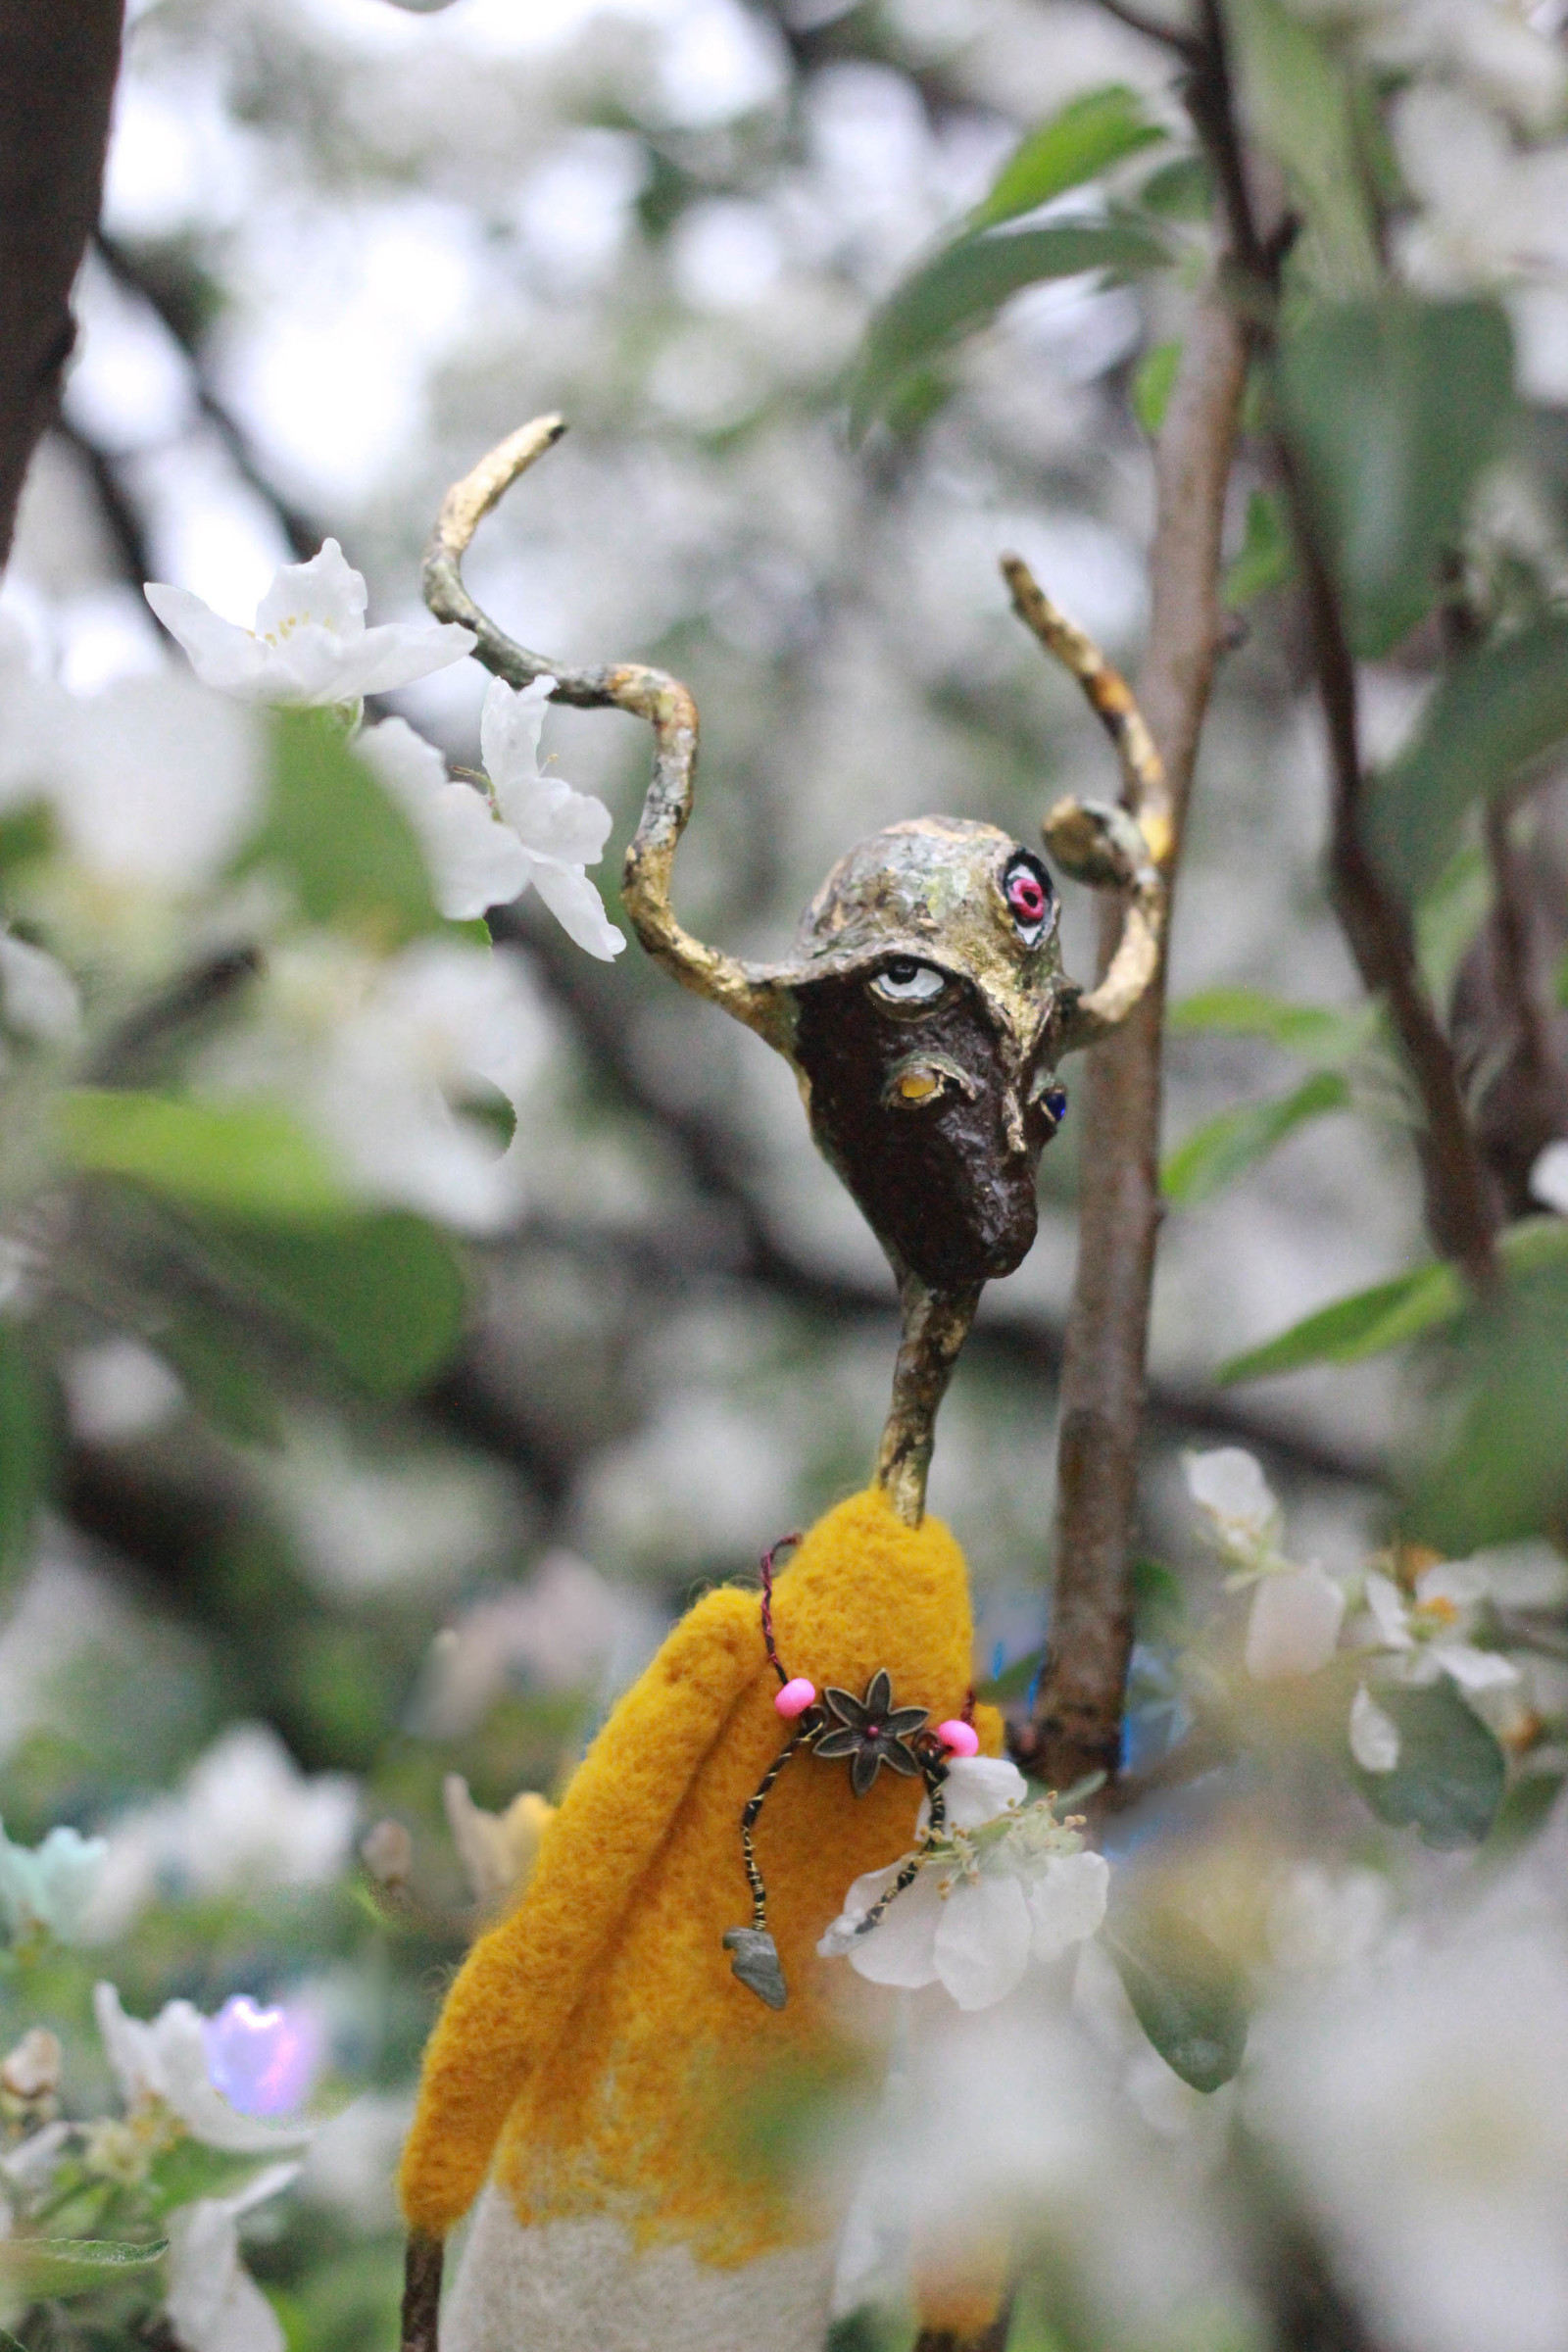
[897,1069,942,1102]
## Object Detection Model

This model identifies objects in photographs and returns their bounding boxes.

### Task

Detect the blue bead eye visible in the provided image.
[1044,1086,1068,1126]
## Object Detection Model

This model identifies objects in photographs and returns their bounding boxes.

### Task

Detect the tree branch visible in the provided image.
[94,230,322,563]
[1182,0,1502,1289]
[0,1,126,567]
[1030,280,1249,1791]
[1298,501,1501,1283]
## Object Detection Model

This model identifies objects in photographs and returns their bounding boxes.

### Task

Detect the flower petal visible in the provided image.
[932,1872,1033,2009]
[254,540,367,641]
[479,673,555,788]
[144,583,270,701]
[1026,1850,1109,1962]
[1529,1137,1568,1215]
[1349,1683,1401,1772]
[360,719,529,919]
[334,618,475,699]
[524,858,625,961]
[1363,1570,1414,1651]
[1245,1565,1347,1680]
[919,1755,1027,1835]
[1437,1644,1521,1692]
[843,1867,946,1988]
[1184,1447,1278,1542]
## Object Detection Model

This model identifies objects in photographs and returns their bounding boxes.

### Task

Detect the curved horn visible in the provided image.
[424,418,789,1050]
[1002,556,1170,1053]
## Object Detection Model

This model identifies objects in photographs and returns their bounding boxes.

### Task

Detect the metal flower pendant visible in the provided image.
[812,1670,929,1796]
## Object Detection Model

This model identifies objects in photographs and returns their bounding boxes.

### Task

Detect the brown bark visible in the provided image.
[1026,286,1250,1792]
[0,0,126,569]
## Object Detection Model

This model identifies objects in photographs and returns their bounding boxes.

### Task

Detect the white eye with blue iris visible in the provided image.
[870,958,947,1006]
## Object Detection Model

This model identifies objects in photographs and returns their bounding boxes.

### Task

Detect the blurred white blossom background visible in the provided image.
[0,0,1567,2348]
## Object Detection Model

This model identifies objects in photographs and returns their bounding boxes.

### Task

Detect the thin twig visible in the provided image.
[94,230,321,563]
[1029,280,1249,1793]
[1179,0,1501,1288]
[1291,473,1501,1285]
[1094,0,1202,63]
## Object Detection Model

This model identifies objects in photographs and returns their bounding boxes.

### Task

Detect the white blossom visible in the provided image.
[0,1819,108,1946]
[1361,1561,1521,1695]
[1530,1138,1568,1216]
[0,2028,62,2104]
[1183,1447,1284,1571]
[1186,1448,1344,1676]
[476,675,624,958]
[145,540,474,710]
[164,2165,299,2352]
[359,716,529,920]
[1256,1918,1568,2352]
[61,1339,184,1446]
[818,1756,1108,2011]
[1245,1564,1348,1681]
[93,1985,314,2158]
[201,933,548,1233]
[51,673,265,894]
[1349,1682,1403,1773]
[83,1724,357,1940]
[1393,83,1568,296]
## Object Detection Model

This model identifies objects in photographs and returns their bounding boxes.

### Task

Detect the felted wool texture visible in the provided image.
[400,1486,995,2276]
[444,2189,836,2352]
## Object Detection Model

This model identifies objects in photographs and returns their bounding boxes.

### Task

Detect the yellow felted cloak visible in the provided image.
[399,1486,1003,2350]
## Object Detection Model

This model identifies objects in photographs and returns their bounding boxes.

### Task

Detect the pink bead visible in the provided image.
[775,1678,817,1718]
[937,1718,979,1757]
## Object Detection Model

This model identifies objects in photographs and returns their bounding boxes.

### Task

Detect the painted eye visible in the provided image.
[1003,854,1054,944]
[869,958,947,1006]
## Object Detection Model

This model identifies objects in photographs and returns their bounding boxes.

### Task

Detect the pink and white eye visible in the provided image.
[1003,855,1054,945]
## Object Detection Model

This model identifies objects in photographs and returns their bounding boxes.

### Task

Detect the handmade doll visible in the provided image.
[397,420,1168,2352]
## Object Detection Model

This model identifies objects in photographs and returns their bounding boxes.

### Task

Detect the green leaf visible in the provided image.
[1414,841,1492,1001]
[1411,1251,1568,1550]
[236,708,442,947]
[1277,295,1515,658]
[1161,1069,1349,1206]
[1217,1262,1463,1384]
[157,1313,285,1446]
[1223,487,1294,609]
[1102,1899,1249,2091]
[1138,154,1212,220]
[148,2136,280,2213]
[1132,339,1180,436]
[195,1212,468,1397]
[965,86,1165,236]
[850,216,1170,439]
[0,1325,52,1584]
[1229,0,1380,296]
[0,803,55,876]
[1370,616,1568,899]
[1219,1216,1568,1385]
[0,2236,167,2301]
[59,1090,351,1223]
[1168,987,1371,1063]
[1351,1681,1506,1848]
[1132,1553,1185,1640]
